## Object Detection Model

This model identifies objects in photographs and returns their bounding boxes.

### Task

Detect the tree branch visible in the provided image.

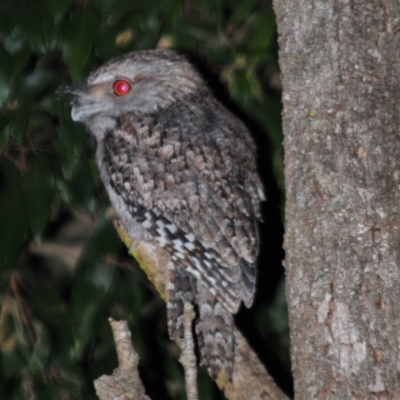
[178,302,199,400]
[94,318,150,400]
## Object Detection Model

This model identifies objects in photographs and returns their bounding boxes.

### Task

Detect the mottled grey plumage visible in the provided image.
[66,49,264,378]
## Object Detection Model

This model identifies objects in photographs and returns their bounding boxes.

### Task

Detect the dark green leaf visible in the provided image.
[0,114,11,150]
[0,0,28,36]
[0,160,30,270]
[0,47,12,106]
[249,10,276,51]
[56,119,87,180]
[22,154,54,238]
[14,69,56,105]
[4,108,29,142]
[26,0,58,54]
[26,322,52,374]
[45,0,74,20]
[62,8,100,80]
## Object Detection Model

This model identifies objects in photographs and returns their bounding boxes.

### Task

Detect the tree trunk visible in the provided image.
[273,1,400,398]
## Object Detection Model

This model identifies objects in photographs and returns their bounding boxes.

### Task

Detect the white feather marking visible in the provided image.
[192,256,200,268]
[156,227,168,247]
[187,267,201,280]
[166,223,177,234]
[208,276,216,286]
[184,242,195,251]
[173,238,184,251]
[156,220,164,228]
[185,233,195,242]
[142,219,152,229]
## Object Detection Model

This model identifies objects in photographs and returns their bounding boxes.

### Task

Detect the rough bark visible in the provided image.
[273,0,400,398]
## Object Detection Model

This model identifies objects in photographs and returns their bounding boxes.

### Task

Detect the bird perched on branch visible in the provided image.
[65,49,264,379]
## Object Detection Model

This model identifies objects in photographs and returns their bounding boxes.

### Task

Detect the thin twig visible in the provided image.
[178,302,199,400]
[94,318,151,400]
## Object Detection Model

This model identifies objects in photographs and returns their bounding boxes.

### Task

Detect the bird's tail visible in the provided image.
[195,282,235,381]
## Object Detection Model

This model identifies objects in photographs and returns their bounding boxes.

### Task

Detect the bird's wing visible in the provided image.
[103,100,264,311]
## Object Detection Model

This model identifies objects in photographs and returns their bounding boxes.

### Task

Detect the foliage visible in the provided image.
[0,0,287,399]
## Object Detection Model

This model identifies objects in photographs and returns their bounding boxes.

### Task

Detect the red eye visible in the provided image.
[113,79,131,96]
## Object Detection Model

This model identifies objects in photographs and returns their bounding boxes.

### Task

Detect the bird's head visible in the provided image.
[63,50,204,124]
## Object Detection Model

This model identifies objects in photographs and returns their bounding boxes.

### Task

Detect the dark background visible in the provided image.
[0,0,290,399]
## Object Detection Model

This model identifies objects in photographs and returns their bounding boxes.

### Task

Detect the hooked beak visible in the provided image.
[60,81,108,122]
